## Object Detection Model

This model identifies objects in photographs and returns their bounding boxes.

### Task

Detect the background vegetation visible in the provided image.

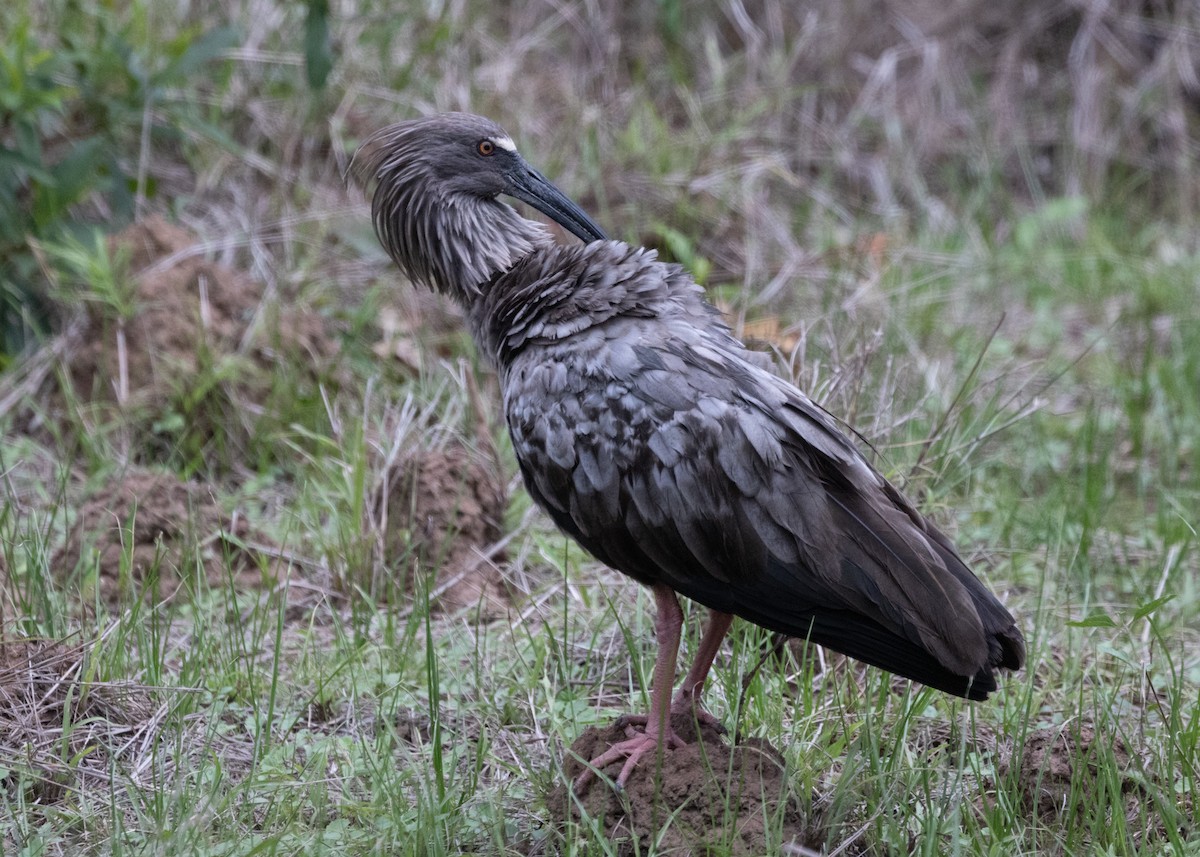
[1,0,1197,853]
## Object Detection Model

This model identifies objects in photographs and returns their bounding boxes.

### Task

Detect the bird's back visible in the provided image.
[484,240,1025,699]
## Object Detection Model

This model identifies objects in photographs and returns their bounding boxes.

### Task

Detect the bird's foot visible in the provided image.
[572,721,689,793]
[671,694,727,735]
[614,693,726,737]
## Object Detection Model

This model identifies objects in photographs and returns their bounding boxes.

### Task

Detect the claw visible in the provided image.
[571,594,731,794]
[573,724,690,793]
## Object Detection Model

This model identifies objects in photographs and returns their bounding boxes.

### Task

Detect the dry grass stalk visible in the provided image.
[0,637,159,804]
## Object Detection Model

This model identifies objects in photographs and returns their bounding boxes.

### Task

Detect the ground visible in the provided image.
[549,715,812,855]
[52,466,275,604]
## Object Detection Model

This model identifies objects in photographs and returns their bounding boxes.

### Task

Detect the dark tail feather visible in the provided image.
[800,610,1000,701]
[922,527,1027,674]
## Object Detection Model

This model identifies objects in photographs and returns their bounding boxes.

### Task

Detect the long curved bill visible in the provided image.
[506,159,607,243]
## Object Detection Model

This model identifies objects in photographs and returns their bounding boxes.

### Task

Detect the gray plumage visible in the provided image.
[352,114,1024,730]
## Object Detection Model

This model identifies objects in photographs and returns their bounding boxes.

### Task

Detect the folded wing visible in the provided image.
[509,315,1024,700]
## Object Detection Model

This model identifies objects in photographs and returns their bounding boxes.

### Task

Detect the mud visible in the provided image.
[52,468,278,604]
[548,712,811,855]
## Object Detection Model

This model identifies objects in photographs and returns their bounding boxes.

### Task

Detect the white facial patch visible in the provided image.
[492,136,516,152]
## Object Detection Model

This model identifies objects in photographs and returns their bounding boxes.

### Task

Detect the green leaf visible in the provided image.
[31,137,107,229]
[1066,610,1118,628]
[304,0,334,90]
[162,24,240,81]
[1133,594,1175,621]
[0,145,55,184]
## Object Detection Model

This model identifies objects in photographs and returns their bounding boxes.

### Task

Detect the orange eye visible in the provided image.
[477,139,495,156]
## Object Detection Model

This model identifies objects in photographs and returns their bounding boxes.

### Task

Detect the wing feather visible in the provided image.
[505,299,1023,698]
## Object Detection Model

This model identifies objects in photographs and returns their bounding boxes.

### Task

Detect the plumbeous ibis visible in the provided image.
[351,112,1025,789]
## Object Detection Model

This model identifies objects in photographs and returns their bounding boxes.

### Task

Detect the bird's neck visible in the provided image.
[419,203,552,304]
[384,191,554,303]
[467,242,719,370]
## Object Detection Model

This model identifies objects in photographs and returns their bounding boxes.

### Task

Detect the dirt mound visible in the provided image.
[72,216,337,403]
[35,216,339,461]
[1005,723,1139,818]
[53,468,278,604]
[548,712,812,855]
[382,442,508,614]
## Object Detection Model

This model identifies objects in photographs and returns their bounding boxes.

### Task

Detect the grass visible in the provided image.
[1,0,1199,854]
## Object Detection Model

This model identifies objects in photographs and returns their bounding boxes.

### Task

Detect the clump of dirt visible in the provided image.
[381,441,508,614]
[0,639,155,805]
[1004,723,1139,818]
[962,718,1194,847]
[40,216,339,459]
[53,468,279,605]
[548,712,812,855]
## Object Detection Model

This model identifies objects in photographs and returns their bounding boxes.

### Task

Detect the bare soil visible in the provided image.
[52,467,279,605]
[75,216,337,402]
[382,441,509,614]
[25,216,339,463]
[548,712,813,855]
[1005,722,1139,819]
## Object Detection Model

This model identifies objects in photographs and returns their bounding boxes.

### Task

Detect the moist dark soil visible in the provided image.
[548,711,814,855]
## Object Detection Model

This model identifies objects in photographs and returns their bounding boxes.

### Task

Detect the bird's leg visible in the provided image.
[619,609,733,734]
[574,585,688,791]
[671,609,733,729]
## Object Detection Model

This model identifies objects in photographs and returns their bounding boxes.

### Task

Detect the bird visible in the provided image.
[351,112,1026,791]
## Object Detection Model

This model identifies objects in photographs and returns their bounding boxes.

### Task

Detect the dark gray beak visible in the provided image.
[506,159,607,244]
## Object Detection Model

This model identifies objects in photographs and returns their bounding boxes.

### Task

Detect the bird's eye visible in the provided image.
[477,139,495,156]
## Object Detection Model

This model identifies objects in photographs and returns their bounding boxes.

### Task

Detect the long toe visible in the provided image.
[572,728,688,793]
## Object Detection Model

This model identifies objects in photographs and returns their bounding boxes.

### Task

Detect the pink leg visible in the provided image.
[621,609,734,732]
[574,585,687,791]
[673,610,733,723]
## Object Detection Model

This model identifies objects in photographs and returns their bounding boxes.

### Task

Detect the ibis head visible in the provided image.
[351,112,605,299]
